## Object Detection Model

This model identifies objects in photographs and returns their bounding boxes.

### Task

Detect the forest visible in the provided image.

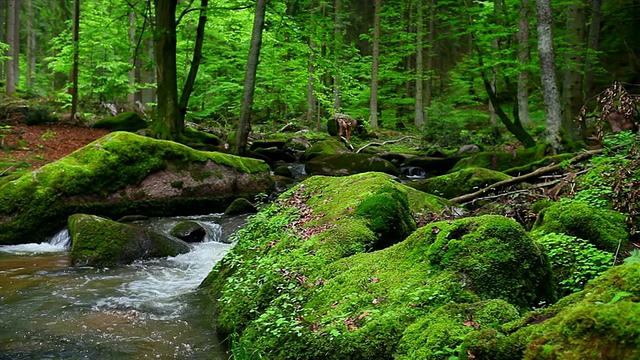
[2,0,640,359]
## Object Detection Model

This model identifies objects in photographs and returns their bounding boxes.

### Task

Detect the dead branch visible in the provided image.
[355,136,418,153]
[279,122,294,133]
[0,164,16,177]
[451,147,610,204]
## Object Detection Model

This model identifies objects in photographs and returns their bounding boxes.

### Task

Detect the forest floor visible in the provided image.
[0,122,110,170]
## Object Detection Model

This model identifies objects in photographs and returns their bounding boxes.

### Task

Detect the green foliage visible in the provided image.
[25,106,58,125]
[536,233,613,297]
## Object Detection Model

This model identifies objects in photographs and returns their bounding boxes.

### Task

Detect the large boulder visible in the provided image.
[200,171,555,360]
[302,140,349,161]
[69,213,190,267]
[305,153,399,176]
[0,131,274,245]
[169,220,207,243]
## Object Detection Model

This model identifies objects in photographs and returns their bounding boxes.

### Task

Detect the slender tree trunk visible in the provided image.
[307,0,317,128]
[141,36,156,106]
[536,0,562,152]
[584,0,602,99]
[488,0,501,124]
[424,0,434,123]
[127,11,136,106]
[70,0,80,121]
[26,0,35,87]
[178,0,209,121]
[370,0,381,129]
[517,0,531,125]
[561,0,587,140]
[5,0,16,94]
[235,0,268,156]
[332,0,342,112]
[0,0,4,80]
[153,0,182,140]
[414,0,425,130]
[12,0,19,89]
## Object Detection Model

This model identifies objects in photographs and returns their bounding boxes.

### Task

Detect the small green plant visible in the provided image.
[41,129,56,141]
[536,233,613,296]
[0,124,10,147]
[624,249,640,265]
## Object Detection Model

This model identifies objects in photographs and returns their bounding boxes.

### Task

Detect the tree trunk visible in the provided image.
[414,0,425,130]
[517,0,531,125]
[307,0,317,128]
[26,0,35,88]
[12,0,19,89]
[5,0,16,94]
[332,0,342,112]
[141,36,156,106]
[0,0,4,80]
[370,0,381,129]
[153,0,182,140]
[536,0,562,152]
[70,0,80,121]
[235,0,268,156]
[584,0,602,99]
[561,0,587,140]
[424,0,434,123]
[127,11,136,106]
[178,0,209,122]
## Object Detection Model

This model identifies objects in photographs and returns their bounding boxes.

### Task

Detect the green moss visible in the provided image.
[183,126,221,148]
[303,140,348,160]
[92,112,148,132]
[396,300,521,360]
[224,197,257,215]
[532,201,629,252]
[452,143,550,173]
[0,132,271,245]
[466,264,640,360]
[305,154,399,176]
[408,167,510,199]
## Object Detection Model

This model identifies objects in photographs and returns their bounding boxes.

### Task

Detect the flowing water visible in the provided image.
[0,214,243,360]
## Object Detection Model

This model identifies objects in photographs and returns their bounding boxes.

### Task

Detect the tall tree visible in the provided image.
[153,0,181,140]
[70,0,80,121]
[26,0,36,88]
[332,0,342,111]
[127,11,137,106]
[424,0,434,123]
[5,0,16,94]
[517,0,531,125]
[561,0,587,140]
[11,0,18,89]
[414,0,425,130]
[584,0,602,98]
[536,0,562,152]
[307,0,317,128]
[235,0,268,156]
[369,0,381,129]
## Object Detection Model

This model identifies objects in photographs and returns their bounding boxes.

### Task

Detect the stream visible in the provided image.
[0,214,243,360]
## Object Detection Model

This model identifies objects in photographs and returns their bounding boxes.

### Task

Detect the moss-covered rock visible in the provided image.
[302,139,349,161]
[464,264,640,360]
[408,167,511,199]
[201,174,554,359]
[452,143,550,173]
[531,201,628,252]
[401,155,462,176]
[92,112,148,132]
[0,131,273,245]
[224,197,257,215]
[69,213,190,267]
[169,220,207,243]
[183,126,221,150]
[305,154,399,176]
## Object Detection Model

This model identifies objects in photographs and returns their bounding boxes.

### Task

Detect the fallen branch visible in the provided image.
[0,164,17,177]
[356,136,418,153]
[451,147,610,204]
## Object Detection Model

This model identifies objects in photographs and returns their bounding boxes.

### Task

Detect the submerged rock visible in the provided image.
[69,213,190,267]
[0,131,273,245]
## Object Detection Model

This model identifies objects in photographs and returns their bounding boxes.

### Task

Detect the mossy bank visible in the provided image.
[0,131,273,245]
[200,172,557,359]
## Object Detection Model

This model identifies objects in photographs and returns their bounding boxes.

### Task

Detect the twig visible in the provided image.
[355,136,418,153]
[0,164,16,177]
[278,122,294,133]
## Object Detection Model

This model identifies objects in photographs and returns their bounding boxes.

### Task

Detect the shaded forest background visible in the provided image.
[1,0,640,152]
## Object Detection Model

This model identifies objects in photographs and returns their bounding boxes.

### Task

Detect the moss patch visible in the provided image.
[92,112,148,132]
[532,201,629,252]
[305,154,399,176]
[303,139,349,160]
[408,167,511,199]
[452,143,549,172]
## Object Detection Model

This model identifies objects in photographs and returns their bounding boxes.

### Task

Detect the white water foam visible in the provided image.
[0,228,71,255]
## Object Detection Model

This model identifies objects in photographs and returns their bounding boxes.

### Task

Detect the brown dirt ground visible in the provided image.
[0,123,111,170]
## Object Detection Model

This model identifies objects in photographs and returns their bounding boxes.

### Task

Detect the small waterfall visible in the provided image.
[399,166,427,180]
[48,228,71,249]
[287,162,307,177]
[197,221,223,242]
